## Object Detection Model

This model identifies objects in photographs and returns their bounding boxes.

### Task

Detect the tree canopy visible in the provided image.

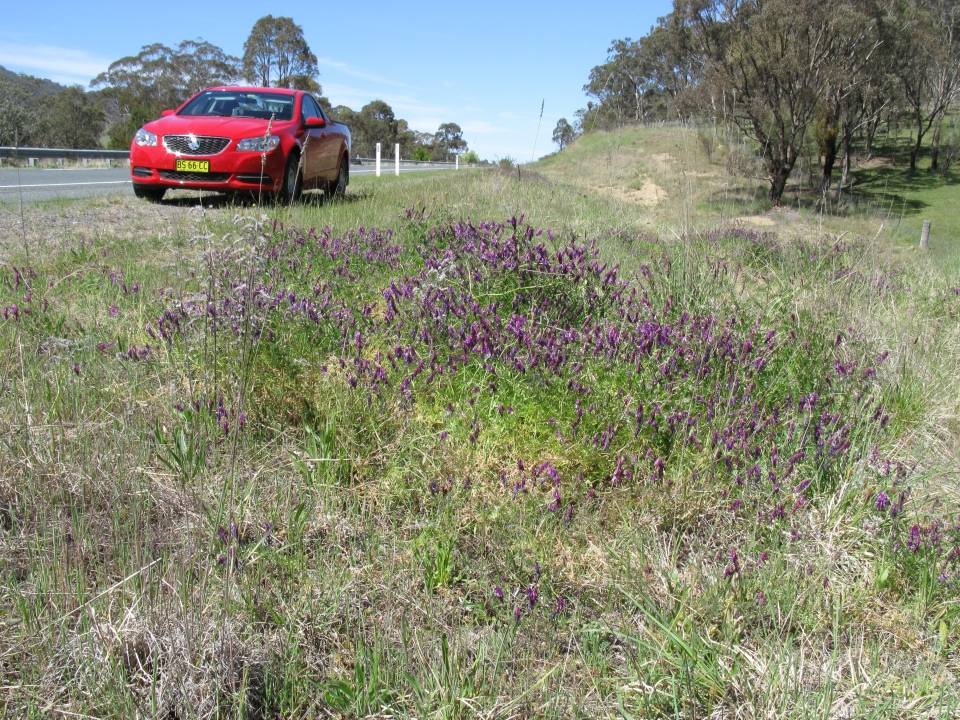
[577,0,960,204]
[242,16,319,90]
[93,39,241,148]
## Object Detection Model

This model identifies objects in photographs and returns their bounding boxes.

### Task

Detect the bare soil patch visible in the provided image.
[595,179,666,208]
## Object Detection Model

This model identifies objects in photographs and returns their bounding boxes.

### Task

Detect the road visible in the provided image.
[0,163,454,204]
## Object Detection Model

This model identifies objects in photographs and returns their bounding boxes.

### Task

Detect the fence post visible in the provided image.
[920,220,931,248]
[376,143,381,177]
[395,143,400,176]
[456,155,459,170]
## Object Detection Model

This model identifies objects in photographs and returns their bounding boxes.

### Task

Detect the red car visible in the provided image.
[129,86,350,202]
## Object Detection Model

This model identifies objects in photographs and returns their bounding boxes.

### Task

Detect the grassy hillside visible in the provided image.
[1,167,959,718]
[533,125,960,269]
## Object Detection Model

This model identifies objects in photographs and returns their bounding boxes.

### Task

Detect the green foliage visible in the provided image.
[93,39,240,145]
[242,15,319,89]
[459,150,480,164]
[0,79,106,149]
[416,537,457,593]
[552,117,577,149]
[44,87,106,149]
[432,122,466,161]
[0,79,40,146]
[323,634,398,716]
[291,419,343,487]
[412,145,431,161]
[153,421,206,485]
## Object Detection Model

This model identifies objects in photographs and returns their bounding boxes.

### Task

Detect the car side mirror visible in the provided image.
[161,109,175,117]
[304,116,326,129]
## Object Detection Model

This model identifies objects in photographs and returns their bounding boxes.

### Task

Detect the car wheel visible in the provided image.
[133,184,165,202]
[328,157,349,199]
[278,151,303,204]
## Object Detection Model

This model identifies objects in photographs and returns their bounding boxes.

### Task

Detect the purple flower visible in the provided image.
[723,549,740,578]
[109,305,119,317]
[514,606,522,622]
[875,491,890,511]
[907,525,921,552]
[494,584,504,600]
[527,584,538,609]
[551,597,567,620]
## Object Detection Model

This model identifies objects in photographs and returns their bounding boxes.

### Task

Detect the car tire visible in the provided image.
[133,184,166,202]
[278,151,303,205]
[328,157,349,200]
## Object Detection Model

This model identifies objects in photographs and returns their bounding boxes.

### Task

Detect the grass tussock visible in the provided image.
[1,162,959,718]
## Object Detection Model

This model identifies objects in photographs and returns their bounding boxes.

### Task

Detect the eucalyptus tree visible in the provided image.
[894,0,960,172]
[93,40,240,147]
[675,0,878,205]
[552,118,577,149]
[242,16,319,90]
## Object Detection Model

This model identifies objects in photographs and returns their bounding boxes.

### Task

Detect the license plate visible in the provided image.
[175,159,209,172]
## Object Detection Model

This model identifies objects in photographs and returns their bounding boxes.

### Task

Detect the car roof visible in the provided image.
[203,86,299,95]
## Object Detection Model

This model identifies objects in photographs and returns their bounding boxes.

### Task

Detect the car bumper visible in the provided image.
[129,145,287,192]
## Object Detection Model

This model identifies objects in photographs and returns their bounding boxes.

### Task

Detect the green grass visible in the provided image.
[1,163,959,718]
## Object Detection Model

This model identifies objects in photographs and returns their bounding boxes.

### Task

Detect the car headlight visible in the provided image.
[134,128,157,147]
[236,135,280,152]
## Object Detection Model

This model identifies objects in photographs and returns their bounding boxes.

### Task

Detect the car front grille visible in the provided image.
[162,135,231,156]
[159,170,232,183]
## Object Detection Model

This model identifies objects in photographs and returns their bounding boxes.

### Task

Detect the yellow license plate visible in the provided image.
[175,159,209,172]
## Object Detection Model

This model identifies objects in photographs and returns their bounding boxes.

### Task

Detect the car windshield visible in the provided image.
[178,91,295,120]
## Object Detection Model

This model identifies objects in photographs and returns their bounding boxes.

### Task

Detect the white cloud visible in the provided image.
[0,42,110,85]
[316,57,419,90]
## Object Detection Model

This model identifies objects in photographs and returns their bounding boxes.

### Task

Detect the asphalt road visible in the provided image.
[0,163,454,204]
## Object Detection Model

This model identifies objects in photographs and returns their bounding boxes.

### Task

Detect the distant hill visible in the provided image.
[0,65,70,95]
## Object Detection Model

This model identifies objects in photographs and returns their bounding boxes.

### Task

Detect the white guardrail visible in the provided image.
[0,145,468,174]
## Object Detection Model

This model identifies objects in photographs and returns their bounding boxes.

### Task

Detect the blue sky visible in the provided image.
[1,1,672,160]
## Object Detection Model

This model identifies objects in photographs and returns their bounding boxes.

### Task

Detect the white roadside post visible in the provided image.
[395,143,400,176]
[456,155,459,170]
[376,143,381,177]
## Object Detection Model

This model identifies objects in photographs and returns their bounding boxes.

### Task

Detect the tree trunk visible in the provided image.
[836,129,853,200]
[865,115,880,159]
[909,134,922,174]
[930,115,944,171]
[769,166,791,205]
[821,134,837,196]
[910,107,924,174]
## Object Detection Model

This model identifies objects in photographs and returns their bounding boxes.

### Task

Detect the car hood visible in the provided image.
[145,115,298,138]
